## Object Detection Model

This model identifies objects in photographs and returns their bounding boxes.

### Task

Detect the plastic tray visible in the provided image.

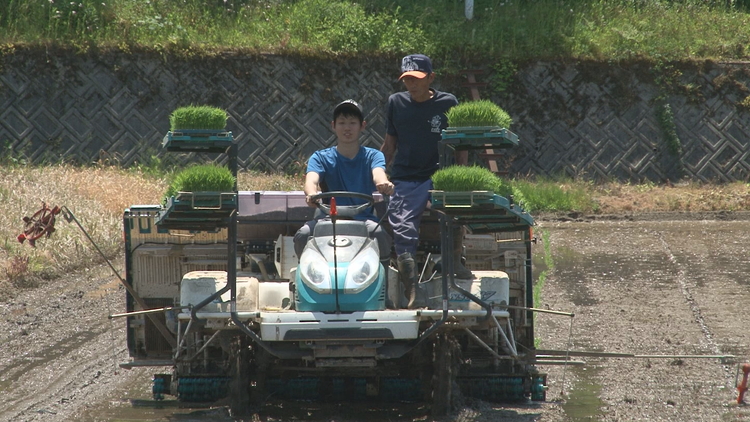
[162,130,234,153]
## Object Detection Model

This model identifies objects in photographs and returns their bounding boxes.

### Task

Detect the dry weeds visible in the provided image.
[593,181,750,213]
[1,166,748,300]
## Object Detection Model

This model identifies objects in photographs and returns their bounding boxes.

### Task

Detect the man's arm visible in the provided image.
[372,167,394,196]
[303,171,321,208]
[380,134,397,167]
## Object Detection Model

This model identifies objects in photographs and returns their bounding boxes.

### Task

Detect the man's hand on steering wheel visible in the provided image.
[376,181,394,196]
[305,193,320,208]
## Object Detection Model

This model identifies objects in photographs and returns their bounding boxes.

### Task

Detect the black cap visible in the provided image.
[333,99,363,121]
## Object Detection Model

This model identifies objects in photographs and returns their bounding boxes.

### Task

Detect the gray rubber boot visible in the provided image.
[453,226,474,280]
[382,259,397,309]
[397,252,425,309]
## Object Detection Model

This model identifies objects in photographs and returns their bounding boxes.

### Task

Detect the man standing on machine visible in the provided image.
[380,54,473,309]
[294,99,394,271]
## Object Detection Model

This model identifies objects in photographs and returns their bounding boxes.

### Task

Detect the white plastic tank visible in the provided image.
[446,271,510,310]
[180,271,260,312]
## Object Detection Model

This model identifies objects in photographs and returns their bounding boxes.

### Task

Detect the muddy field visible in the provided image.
[1,214,750,422]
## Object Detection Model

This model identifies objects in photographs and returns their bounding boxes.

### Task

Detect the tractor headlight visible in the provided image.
[299,249,332,294]
[344,245,380,294]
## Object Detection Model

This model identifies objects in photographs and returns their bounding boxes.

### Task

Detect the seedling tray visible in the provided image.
[162,130,233,153]
[442,127,518,141]
[430,190,534,232]
[156,191,237,230]
[430,190,507,208]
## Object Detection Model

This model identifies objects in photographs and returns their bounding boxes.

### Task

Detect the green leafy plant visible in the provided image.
[431,165,509,194]
[446,100,512,128]
[163,164,235,202]
[656,102,682,156]
[169,105,227,130]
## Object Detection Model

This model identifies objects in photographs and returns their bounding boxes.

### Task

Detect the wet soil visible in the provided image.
[1,212,749,422]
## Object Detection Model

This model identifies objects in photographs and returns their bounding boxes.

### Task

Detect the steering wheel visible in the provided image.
[310,191,374,219]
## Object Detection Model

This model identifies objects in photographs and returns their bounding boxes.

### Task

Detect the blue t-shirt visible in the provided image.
[307,146,386,221]
[385,90,458,181]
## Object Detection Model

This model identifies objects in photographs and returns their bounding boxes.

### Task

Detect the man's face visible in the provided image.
[332,114,365,144]
[401,73,435,99]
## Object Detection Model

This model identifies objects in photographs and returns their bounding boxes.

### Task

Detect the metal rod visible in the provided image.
[186,330,222,361]
[175,318,193,360]
[536,350,735,360]
[537,349,633,358]
[506,317,517,354]
[109,306,190,319]
[634,354,735,359]
[535,360,585,366]
[560,311,575,396]
[490,315,517,357]
[418,252,432,283]
[463,328,509,360]
[501,304,574,317]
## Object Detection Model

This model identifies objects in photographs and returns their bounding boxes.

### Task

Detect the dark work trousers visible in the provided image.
[387,179,432,256]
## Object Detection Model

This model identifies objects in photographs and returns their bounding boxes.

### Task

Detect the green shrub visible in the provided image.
[163,164,235,202]
[431,165,509,194]
[169,105,227,130]
[446,100,513,128]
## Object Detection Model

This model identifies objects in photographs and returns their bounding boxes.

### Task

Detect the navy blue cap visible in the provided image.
[399,54,433,79]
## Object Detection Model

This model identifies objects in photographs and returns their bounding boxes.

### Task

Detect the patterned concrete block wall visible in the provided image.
[498,60,750,182]
[1,49,750,182]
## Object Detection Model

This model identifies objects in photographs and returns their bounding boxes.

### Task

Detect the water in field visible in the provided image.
[561,367,604,422]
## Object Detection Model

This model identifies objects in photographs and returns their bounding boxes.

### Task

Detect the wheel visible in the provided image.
[431,333,460,417]
[20,204,60,246]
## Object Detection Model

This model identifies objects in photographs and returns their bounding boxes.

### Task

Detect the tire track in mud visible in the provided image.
[0,322,124,422]
[655,231,735,388]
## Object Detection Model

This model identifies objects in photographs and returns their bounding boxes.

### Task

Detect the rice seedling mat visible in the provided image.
[162,129,234,153]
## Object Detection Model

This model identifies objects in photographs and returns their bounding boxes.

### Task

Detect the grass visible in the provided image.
[533,228,553,310]
[512,177,599,213]
[2,0,750,62]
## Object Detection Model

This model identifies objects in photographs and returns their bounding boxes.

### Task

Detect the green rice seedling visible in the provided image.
[446,100,512,128]
[431,165,510,195]
[169,105,228,130]
[163,164,236,203]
